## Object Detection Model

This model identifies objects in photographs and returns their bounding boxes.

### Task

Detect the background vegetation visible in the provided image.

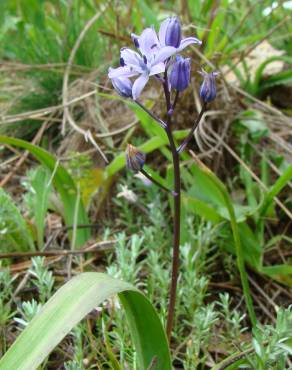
[0,0,291,369]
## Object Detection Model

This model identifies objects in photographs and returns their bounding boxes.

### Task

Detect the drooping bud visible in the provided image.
[169,55,191,92]
[126,144,146,172]
[199,71,219,103]
[164,17,181,48]
[110,73,133,98]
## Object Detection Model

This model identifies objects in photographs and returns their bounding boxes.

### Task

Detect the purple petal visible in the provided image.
[108,66,138,79]
[149,62,165,76]
[177,37,202,52]
[132,74,149,100]
[120,48,143,72]
[139,27,160,57]
[158,18,170,47]
[131,33,140,48]
[111,76,133,98]
[153,46,177,64]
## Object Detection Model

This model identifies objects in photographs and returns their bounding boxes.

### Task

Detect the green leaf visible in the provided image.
[236,110,269,141]
[254,56,292,92]
[25,166,52,249]
[0,188,35,252]
[136,0,159,27]
[259,165,292,218]
[105,129,188,178]
[261,265,292,286]
[0,272,171,370]
[191,159,257,326]
[183,194,222,223]
[261,70,292,89]
[205,0,228,56]
[0,136,90,247]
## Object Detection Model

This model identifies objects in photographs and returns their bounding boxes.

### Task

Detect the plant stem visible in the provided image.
[134,100,166,128]
[165,124,181,340]
[140,168,174,194]
[177,103,207,153]
[134,78,182,339]
[163,75,181,340]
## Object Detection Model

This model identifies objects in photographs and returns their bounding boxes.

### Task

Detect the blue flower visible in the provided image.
[158,17,201,51]
[108,17,201,99]
[109,27,176,99]
[169,55,191,92]
[199,71,219,103]
[110,73,133,98]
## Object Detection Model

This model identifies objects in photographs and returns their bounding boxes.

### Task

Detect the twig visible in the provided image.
[224,16,290,77]
[177,103,207,153]
[208,127,292,220]
[0,119,49,187]
[210,346,256,370]
[95,119,138,138]
[0,240,115,259]
[0,90,97,125]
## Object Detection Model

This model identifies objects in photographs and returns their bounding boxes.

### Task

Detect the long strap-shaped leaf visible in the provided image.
[0,135,90,247]
[0,273,171,370]
[192,158,257,327]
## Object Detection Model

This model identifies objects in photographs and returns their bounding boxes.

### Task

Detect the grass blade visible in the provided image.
[259,165,292,218]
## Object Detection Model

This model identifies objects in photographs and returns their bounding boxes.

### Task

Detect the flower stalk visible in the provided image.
[107,16,220,341]
[177,103,207,153]
[139,168,174,195]
[164,119,181,340]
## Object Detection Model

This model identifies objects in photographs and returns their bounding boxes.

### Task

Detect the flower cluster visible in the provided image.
[108,17,201,99]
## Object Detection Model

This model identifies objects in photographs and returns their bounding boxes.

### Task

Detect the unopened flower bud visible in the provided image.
[169,56,191,92]
[126,144,146,172]
[199,71,219,103]
[164,17,181,48]
[109,71,133,98]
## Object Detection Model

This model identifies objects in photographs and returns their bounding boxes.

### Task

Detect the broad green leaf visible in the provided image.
[0,136,90,247]
[191,159,257,326]
[0,188,35,252]
[0,273,171,370]
[183,194,222,223]
[232,223,261,269]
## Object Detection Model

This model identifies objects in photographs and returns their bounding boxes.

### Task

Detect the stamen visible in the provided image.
[120,57,125,67]
[143,55,147,64]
